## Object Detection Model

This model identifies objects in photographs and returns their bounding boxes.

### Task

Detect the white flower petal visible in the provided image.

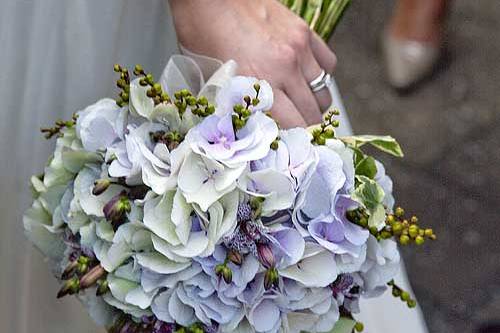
[279,250,338,288]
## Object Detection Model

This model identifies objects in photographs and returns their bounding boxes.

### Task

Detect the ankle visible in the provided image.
[388,0,448,45]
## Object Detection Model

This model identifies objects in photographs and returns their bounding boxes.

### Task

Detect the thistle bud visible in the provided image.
[257,243,275,268]
[80,264,106,289]
[103,191,131,227]
[57,277,80,298]
[227,250,243,266]
[264,267,279,290]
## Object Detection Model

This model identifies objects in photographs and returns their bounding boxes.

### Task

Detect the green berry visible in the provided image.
[395,207,405,217]
[408,225,419,238]
[392,222,403,235]
[399,235,410,245]
[415,235,425,245]
[401,291,410,302]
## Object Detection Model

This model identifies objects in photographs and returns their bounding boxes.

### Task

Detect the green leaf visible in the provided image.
[341,135,404,157]
[355,155,377,179]
[302,317,356,333]
[369,203,387,229]
[330,317,357,333]
[352,175,386,229]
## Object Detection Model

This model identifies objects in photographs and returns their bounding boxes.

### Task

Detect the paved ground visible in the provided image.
[331,1,500,332]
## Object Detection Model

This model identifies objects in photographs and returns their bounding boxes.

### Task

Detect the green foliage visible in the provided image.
[341,135,404,157]
[354,155,377,179]
[352,176,386,229]
[282,0,351,40]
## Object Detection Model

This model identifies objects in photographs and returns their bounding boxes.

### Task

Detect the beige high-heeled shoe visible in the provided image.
[382,31,440,90]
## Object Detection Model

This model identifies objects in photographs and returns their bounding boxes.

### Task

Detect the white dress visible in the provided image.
[0,1,427,332]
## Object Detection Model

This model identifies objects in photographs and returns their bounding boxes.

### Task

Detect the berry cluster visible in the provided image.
[311,109,340,145]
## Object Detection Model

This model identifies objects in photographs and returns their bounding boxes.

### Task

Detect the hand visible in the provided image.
[170,0,337,128]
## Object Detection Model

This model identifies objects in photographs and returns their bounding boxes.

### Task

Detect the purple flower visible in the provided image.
[292,146,368,257]
[187,111,278,168]
[308,195,369,257]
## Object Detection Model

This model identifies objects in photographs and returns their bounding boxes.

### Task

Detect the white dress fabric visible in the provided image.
[0,1,427,332]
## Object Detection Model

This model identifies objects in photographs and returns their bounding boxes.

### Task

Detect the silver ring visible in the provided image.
[309,70,331,93]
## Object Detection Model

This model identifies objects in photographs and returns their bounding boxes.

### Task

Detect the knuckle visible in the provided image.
[288,22,311,51]
[274,44,299,68]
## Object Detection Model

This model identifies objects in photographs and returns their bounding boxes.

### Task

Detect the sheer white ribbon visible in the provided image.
[159,48,352,136]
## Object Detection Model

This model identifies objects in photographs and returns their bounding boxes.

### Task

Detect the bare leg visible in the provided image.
[389,0,450,45]
[382,0,451,89]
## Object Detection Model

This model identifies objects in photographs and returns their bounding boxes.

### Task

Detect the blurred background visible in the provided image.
[333,1,500,332]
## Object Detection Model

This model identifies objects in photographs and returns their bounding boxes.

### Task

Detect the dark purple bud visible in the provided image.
[92,179,111,196]
[257,243,275,268]
[103,191,131,227]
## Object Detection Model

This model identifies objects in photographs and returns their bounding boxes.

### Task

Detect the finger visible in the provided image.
[300,46,333,113]
[271,89,307,129]
[310,32,337,74]
[284,73,323,126]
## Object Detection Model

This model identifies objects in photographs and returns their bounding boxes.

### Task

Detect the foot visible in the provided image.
[383,0,448,89]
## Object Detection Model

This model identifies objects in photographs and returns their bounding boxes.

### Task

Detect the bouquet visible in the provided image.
[24,56,436,333]
[281,0,351,40]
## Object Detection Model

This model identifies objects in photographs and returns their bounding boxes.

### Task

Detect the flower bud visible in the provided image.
[227,250,243,266]
[80,264,106,289]
[222,266,232,284]
[61,260,79,279]
[257,243,275,268]
[264,268,279,290]
[270,140,279,150]
[57,277,80,298]
[96,279,109,296]
[243,95,251,105]
[103,191,131,227]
